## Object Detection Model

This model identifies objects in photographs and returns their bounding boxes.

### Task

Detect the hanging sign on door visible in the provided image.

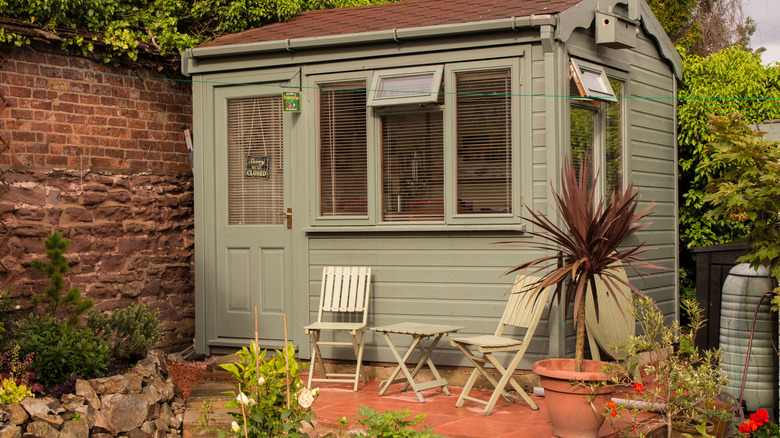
[246,155,269,179]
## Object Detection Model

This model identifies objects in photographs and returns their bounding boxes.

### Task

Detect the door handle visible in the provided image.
[276,208,292,229]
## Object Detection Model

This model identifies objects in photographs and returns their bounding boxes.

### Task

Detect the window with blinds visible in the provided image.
[381,111,444,221]
[455,69,512,214]
[319,81,368,216]
[227,96,284,225]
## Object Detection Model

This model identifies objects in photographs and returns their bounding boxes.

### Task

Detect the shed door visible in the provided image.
[213,85,292,345]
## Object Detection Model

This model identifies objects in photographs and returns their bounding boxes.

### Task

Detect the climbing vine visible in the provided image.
[0,0,399,65]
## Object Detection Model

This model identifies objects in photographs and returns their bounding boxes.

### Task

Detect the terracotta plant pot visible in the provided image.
[533,358,613,438]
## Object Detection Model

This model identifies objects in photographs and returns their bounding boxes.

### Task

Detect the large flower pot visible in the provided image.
[533,358,613,438]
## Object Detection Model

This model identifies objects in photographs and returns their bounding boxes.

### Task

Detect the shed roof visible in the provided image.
[198,0,582,48]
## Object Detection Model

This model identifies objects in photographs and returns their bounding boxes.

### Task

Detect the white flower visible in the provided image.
[296,387,315,409]
[236,392,255,406]
[14,305,20,310]
[231,421,240,432]
[257,376,265,385]
[312,387,320,396]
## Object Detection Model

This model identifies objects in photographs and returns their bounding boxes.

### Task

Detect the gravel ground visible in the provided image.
[166,359,209,400]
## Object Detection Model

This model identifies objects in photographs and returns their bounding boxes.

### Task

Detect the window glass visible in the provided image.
[319,81,368,216]
[570,105,596,185]
[455,69,512,214]
[605,78,623,195]
[381,111,444,221]
[570,58,617,103]
[378,74,437,99]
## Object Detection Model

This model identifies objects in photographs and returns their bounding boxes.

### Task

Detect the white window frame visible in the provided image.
[367,65,444,107]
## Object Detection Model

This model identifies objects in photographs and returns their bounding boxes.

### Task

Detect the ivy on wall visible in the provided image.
[0,0,399,64]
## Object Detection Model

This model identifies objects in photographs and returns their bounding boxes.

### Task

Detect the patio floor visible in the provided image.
[184,373,632,437]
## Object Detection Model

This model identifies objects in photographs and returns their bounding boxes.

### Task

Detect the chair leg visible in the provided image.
[307,330,326,389]
[455,367,481,408]
[483,352,538,415]
[351,329,367,391]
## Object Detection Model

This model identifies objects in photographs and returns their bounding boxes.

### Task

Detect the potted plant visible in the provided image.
[601,296,731,438]
[502,156,665,438]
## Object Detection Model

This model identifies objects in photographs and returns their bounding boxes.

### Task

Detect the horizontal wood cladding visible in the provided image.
[308,234,551,367]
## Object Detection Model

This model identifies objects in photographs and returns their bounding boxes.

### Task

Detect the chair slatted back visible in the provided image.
[317,266,371,322]
[497,275,551,337]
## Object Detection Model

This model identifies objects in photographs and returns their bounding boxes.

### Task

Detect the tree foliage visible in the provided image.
[699,114,780,283]
[0,0,399,65]
[647,0,754,56]
[677,48,780,297]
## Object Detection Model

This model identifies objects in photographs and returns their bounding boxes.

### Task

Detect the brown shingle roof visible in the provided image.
[198,0,581,48]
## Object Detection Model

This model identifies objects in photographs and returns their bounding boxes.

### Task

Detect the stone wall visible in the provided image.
[0,43,194,351]
[0,352,186,438]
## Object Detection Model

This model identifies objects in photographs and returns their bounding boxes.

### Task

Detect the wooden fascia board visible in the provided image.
[556,0,682,80]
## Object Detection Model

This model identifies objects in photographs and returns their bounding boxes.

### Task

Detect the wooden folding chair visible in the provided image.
[304,266,371,391]
[585,265,635,361]
[450,274,552,415]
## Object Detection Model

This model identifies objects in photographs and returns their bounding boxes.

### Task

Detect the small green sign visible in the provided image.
[283,92,301,113]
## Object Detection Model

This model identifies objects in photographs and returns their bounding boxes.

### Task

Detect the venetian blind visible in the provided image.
[319,81,368,216]
[227,96,284,225]
[381,111,444,221]
[455,69,512,214]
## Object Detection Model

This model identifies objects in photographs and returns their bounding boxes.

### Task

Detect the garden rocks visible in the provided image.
[0,352,185,437]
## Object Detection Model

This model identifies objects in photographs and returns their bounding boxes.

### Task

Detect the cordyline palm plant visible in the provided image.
[502,156,666,372]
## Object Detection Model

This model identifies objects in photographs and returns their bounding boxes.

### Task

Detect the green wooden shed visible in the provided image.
[181,0,682,368]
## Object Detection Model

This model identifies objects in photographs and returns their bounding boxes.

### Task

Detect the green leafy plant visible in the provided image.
[698,114,780,294]
[0,0,402,66]
[352,405,441,438]
[502,156,665,371]
[0,286,21,339]
[9,314,111,386]
[677,48,780,300]
[30,232,93,326]
[87,303,164,361]
[0,377,34,404]
[600,297,729,438]
[201,342,317,437]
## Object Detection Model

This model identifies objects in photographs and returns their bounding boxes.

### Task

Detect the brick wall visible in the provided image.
[0,43,195,352]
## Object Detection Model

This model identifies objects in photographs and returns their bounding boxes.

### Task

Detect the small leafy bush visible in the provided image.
[87,303,164,361]
[353,405,441,438]
[0,377,33,404]
[201,342,317,437]
[10,314,111,386]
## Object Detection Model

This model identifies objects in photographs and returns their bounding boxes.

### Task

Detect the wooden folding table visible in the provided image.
[371,322,463,402]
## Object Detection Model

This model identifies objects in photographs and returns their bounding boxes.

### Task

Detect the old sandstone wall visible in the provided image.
[0,44,194,351]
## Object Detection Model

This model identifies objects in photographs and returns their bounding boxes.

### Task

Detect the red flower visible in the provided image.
[739,420,753,434]
[610,409,617,418]
[606,400,617,409]
[633,382,644,392]
[751,409,769,426]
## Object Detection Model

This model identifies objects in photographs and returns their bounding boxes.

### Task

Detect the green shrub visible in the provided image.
[353,405,441,438]
[87,303,164,361]
[30,232,93,326]
[0,377,33,404]
[10,315,111,386]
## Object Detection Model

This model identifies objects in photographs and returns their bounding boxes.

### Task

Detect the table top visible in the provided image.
[371,322,463,336]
